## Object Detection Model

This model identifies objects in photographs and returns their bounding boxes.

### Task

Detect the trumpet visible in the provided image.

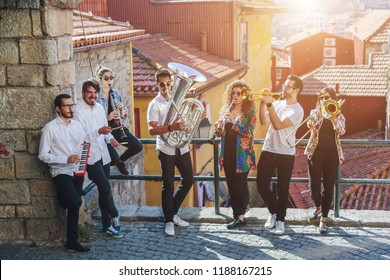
[241,88,282,101]
[208,100,236,144]
[286,99,345,147]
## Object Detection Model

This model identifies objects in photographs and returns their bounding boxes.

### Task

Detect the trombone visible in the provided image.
[241,88,282,101]
[286,99,345,148]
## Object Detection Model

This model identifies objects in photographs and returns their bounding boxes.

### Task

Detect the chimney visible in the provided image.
[200,31,207,52]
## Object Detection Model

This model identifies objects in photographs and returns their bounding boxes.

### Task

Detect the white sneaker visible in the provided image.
[173,215,189,227]
[274,221,285,235]
[264,214,276,229]
[164,222,175,236]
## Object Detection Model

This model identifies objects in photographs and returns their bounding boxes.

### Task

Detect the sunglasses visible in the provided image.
[319,96,330,101]
[231,91,241,97]
[103,76,114,81]
[159,81,172,87]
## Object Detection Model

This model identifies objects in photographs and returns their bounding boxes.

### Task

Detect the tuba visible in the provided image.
[160,62,207,148]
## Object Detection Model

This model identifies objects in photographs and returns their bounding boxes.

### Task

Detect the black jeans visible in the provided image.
[157,150,194,223]
[52,174,84,246]
[256,151,295,222]
[87,160,119,229]
[223,160,249,219]
[308,146,339,218]
[111,127,143,164]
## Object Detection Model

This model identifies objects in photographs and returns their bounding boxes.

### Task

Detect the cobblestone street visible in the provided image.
[1,221,389,260]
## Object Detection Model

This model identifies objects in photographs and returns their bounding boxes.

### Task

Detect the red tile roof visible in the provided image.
[290,129,390,211]
[132,34,248,95]
[346,9,390,42]
[300,52,389,97]
[72,10,145,49]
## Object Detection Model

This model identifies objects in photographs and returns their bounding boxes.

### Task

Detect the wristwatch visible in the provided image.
[266,102,272,108]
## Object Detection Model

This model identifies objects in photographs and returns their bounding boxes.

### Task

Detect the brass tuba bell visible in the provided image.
[160,62,207,148]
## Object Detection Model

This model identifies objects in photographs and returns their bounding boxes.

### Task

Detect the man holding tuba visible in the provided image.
[147,68,193,236]
[256,75,304,236]
[304,87,346,234]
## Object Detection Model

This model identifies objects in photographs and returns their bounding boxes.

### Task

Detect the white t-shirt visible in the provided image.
[147,93,190,156]
[262,100,304,155]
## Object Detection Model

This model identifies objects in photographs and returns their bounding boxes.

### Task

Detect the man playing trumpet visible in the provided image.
[256,75,304,235]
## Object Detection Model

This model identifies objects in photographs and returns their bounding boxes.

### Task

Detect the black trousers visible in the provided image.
[87,160,119,229]
[157,150,194,223]
[223,160,249,219]
[52,174,84,246]
[256,151,295,222]
[308,146,339,218]
[109,126,143,165]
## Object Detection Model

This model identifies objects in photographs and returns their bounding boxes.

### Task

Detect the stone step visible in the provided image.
[92,206,390,227]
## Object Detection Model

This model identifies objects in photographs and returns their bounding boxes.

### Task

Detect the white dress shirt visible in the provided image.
[147,93,190,156]
[73,99,114,165]
[38,117,86,178]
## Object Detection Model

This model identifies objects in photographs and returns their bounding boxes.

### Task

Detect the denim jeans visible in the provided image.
[256,151,295,222]
[52,174,84,246]
[87,160,119,229]
[157,150,194,223]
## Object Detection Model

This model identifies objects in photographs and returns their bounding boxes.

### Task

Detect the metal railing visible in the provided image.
[83,138,390,217]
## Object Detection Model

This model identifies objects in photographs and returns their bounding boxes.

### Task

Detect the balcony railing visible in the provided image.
[83,138,390,217]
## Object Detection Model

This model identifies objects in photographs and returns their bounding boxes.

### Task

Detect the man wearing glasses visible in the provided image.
[39,94,90,252]
[74,79,124,239]
[147,69,193,236]
[256,74,304,235]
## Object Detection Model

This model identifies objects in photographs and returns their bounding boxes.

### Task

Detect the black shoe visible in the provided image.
[226,218,247,229]
[65,243,91,252]
[116,161,129,175]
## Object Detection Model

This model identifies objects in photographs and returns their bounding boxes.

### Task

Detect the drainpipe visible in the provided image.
[271,54,277,92]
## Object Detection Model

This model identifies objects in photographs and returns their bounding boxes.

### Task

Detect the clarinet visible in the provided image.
[208,100,235,144]
[109,87,126,139]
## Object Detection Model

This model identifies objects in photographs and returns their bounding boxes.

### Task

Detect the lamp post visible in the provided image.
[192,117,212,206]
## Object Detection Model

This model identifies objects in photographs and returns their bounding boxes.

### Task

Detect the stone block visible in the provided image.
[25,218,64,241]
[0,205,15,218]
[15,153,47,179]
[0,10,31,38]
[0,40,19,64]
[0,180,30,204]
[20,39,58,65]
[31,10,43,37]
[17,0,40,9]
[0,130,27,157]
[47,61,75,89]
[7,65,46,87]
[26,130,41,154]
[57,36,72,62]
[0,66,5,86]
[0,219,25,240]
[17,196,58,218]
[43,0,83,9]
[43,8,73,37]
[0,87,58,130]
[0,158,14,179]
[30,179,57,197]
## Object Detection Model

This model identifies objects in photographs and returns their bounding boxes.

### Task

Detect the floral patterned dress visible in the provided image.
[219,107,257,173]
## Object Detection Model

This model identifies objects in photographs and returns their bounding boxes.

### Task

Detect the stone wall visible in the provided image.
[0,0,144,241]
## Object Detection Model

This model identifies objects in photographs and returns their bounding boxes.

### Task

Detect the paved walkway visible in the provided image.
[1,207,390,260]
